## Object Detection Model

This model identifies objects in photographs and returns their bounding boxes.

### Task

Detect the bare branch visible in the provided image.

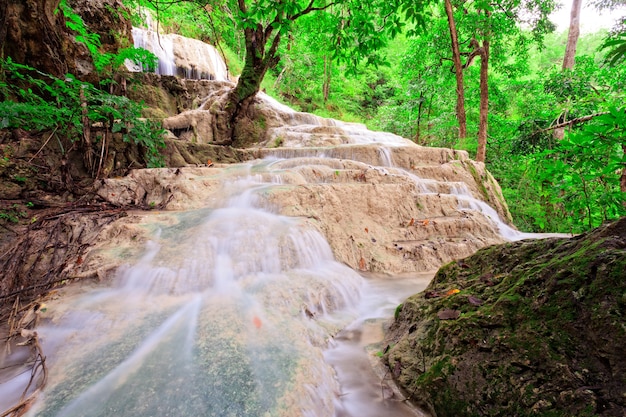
[290,0,338,21]
[535,112,609,134]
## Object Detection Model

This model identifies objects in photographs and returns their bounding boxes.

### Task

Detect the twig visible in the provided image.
[0,334,47,417]
[27,127,59,164]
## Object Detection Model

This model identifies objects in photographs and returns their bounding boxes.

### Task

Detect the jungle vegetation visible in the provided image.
[2,0,625,234]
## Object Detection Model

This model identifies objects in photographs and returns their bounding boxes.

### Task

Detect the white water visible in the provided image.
[17,162,393,417]
[0,25,571,416]
[129,13,229,81]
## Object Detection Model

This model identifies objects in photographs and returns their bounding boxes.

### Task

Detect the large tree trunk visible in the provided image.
[476,39,489,163]
[444,0,467,139]
[563,0,582,70]
[218,23,281,145]
[2,0,71,78]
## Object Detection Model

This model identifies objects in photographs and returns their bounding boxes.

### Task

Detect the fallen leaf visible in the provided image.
[480,273,495,286]
[437,309,461,320]
[445,288,460,296]
[422,219,429,226]
[365,227,369,233]
[253,315,262,329]
[407,218,414,227]
[468,296,483,306]
[359,257,366,270]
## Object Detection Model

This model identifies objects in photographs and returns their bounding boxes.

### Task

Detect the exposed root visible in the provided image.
[0,203,129,416]
[0,203,126,322]
[0,332,48,417]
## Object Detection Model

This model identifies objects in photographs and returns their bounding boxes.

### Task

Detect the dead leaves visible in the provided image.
[426,288,485,321]
[437,309,461,320]
[358,257,366,270]
[468,296,484,306]
[406,218,433,227]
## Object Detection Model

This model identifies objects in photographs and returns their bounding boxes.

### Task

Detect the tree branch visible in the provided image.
[536,111,609,134]
[290,0,338,20]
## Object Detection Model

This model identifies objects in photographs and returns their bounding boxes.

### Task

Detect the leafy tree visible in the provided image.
[427,0,557,161]
[138,0,414,145]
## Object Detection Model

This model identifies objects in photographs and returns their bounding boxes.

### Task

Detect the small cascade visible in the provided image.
[449,184,537,241]
[378,147,394,167]
[128,9,229,81]
[27,161,366,417]
[131,27,176,76]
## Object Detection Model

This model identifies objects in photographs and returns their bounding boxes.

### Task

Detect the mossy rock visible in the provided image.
[384,218,626,417]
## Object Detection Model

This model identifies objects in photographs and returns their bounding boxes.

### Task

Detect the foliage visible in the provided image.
[534,108,626,232]
[58,0,157,75]
[601,30,626,65]
[0,204,28,223]
[0,57,166,168]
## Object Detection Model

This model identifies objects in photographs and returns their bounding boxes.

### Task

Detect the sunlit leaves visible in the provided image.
[534,108,626,232]
[601,31,626,66]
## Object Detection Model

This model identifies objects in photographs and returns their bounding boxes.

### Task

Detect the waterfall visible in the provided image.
[129,23,229,80]
[26,161,368,417]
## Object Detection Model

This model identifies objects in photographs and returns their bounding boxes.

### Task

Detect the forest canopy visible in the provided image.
[122,0,625,233]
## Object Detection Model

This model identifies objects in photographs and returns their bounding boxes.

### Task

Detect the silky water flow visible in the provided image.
[22,160,426,417]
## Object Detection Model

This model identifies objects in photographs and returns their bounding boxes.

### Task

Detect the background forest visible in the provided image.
[1,0,624,234]
[120,0,625,234]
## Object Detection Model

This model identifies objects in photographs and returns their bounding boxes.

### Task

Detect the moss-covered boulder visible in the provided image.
[384,218,626,417]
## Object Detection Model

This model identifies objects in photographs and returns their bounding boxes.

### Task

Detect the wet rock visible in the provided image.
[384,218,626,417]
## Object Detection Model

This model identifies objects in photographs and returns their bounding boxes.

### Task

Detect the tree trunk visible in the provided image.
[219,23,281,145]
[2,0,71,78]
[0,0,9,51]
[476,39,489,163]
[555,0,583,140]
[444,0,467,139]
[415,91,424,144]
[563,0,582,70]
[323,55,331,103]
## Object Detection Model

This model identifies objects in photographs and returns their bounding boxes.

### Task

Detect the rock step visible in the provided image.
[255,144,468,171]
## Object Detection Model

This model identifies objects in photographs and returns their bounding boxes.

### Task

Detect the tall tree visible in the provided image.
[444,0,467,139]
[440,0,556,162]
[188,0,408,144]
[477,36,489,162]
[562,0,583,69]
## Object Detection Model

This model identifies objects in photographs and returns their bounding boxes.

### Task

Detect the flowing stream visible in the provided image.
[0,26,564,416]
[1,160,428,417]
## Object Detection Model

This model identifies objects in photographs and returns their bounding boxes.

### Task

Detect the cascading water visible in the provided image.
[129,9,229,81]
[0,23,565,417]
[23,162,382,417]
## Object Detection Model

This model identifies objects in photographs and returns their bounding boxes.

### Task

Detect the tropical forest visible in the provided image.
[0,0,625,416]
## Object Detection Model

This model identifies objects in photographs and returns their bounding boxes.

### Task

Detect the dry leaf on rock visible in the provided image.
[437,309,461,320]
[468,296,484,305]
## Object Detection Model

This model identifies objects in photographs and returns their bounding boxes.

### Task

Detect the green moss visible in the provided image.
[394,303,403,320]
[385,219,626,417]
[464,161,490,202]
